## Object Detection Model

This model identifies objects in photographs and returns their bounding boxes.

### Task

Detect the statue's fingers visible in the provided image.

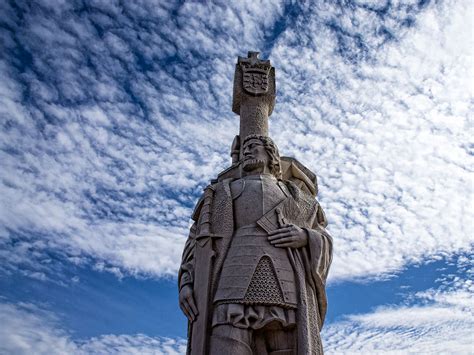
[269,235,288,243]
[274,241,296,248]
[183,301,195,321]
[180,302,192,321]
[268,227,292,235]
[268,231,292,240]
[187,294,199,316]
[275,236,299,247]
[180,302,190,319]
[273,237,296,248]
[270,236,293,244]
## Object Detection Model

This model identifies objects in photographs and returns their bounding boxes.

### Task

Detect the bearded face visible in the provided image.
[242,158,266,172]
[242,138,270,173]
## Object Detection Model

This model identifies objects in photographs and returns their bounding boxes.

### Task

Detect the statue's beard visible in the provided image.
[242,158,267,172]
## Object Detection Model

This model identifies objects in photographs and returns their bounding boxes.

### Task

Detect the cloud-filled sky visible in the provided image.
[0,0,472,353]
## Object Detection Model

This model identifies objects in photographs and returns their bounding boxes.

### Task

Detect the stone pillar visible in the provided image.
[232,51,276,141]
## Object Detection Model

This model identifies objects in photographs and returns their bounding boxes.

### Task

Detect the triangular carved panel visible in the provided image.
[243,256,285,305]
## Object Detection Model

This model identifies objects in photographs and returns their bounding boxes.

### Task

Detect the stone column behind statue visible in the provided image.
[232,51,276,140]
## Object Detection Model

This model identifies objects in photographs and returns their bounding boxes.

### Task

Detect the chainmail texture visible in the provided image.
[243,256,284,305]
[217,256,295,308]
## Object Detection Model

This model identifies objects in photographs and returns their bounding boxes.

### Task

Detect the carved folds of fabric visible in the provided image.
[212,303,296,330]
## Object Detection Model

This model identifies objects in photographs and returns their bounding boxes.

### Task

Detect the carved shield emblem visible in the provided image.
[242,70,269,95]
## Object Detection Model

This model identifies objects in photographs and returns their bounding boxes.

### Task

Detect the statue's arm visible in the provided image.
[267,202,332,273]
[178,193,205,291]
[304,203,333,280]
[178,223,197,292]
[267,202,326,249]
[268,181,328,249]
[178,195,205,322]
[178,222,199,322]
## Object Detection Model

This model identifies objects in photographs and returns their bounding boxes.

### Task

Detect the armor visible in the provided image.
[213,174,297,308]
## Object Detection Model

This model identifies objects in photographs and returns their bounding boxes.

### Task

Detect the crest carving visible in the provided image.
[239,51,271,95]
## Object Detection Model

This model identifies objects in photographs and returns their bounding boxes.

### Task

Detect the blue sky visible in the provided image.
[0,0,472,354]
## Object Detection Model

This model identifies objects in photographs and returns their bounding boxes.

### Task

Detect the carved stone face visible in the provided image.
[242,138,270,173]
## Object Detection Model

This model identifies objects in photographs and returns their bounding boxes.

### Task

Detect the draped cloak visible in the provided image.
[179,178,333,355]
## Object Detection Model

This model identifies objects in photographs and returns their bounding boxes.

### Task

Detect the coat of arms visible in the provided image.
[239,51,271,95]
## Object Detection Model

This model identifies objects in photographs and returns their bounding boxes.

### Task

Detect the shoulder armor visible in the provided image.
[191,183,219,221]
[191,195,205,222]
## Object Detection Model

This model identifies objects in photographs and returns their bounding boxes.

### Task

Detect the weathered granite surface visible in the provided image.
[178,52,333,355]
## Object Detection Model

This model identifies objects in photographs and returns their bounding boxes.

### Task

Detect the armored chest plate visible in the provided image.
[214,176,297,308]
[232,175,286,229]
[213,226,297,307]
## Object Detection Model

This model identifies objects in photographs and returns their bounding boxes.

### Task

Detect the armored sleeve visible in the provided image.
[178,222,197,291]
[177,194,205,291]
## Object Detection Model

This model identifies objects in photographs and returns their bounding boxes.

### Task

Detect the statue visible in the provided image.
[178,52,333,355]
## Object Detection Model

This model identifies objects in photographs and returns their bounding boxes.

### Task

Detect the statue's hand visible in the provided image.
[268,224,308,248]
[179,284,198,322]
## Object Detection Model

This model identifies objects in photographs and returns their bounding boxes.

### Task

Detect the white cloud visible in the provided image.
[0,302,78,355]
[0,0,472,282]
[269,0,473,281]
[2,271,471,354]
[0,302,186,355]
[323,278,474,354]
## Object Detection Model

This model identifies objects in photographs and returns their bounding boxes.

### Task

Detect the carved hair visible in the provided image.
[242,135,282,179]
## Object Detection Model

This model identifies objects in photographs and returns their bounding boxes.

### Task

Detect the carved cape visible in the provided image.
[179,178,333,355]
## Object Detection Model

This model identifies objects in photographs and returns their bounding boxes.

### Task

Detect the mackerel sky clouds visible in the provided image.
[0,0,472,354]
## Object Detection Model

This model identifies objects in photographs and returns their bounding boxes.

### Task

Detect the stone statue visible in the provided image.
[178,52,333,355]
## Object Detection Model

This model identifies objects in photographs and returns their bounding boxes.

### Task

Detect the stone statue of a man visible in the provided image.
[178,52,332,354]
